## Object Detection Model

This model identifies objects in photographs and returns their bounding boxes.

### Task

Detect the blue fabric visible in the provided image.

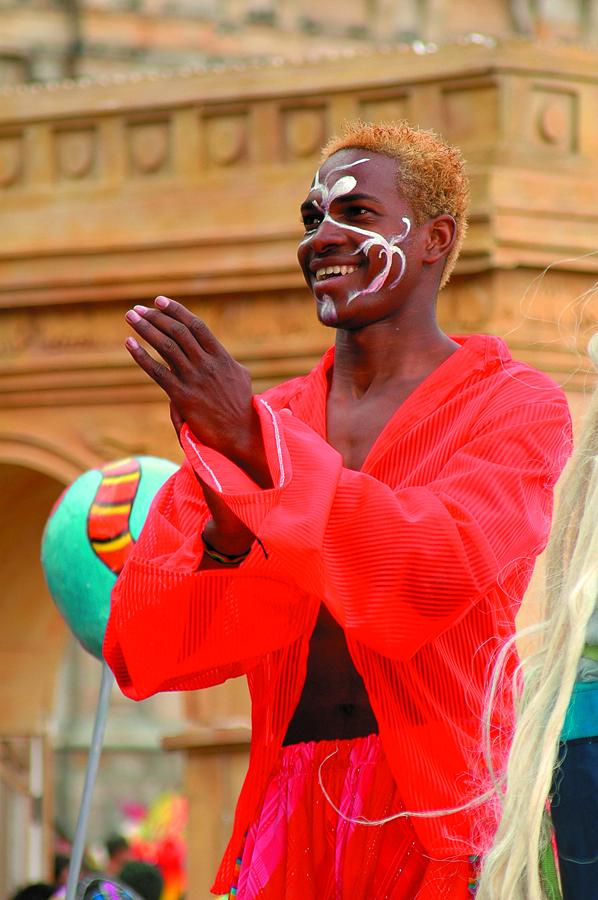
[76,878,143,900]
[551,738,598,899]
[561,681,598,741]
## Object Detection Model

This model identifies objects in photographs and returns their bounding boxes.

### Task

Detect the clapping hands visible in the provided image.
[125,296,269,486]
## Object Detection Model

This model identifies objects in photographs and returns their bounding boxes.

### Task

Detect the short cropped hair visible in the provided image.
[118,862,163,900]
[10,884,54,900]
[321,121,469,288]
[106,834,129,857]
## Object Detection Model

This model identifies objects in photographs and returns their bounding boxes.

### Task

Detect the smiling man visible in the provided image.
[104,122,572,898]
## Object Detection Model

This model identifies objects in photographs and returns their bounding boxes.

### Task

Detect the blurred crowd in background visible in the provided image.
[7,792,187,900]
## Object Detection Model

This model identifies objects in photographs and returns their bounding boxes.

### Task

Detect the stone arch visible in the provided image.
[0,461,68,886]
[0,433,87,487]
[0,461,68,737]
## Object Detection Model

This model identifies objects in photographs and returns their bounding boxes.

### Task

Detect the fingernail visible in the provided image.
[125,310,141,323]
[126,336,139,350]
[133,305,149,315]
[155,296,170,309]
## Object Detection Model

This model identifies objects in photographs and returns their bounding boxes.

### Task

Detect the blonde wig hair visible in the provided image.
[477,332,598,899]
[321,120,469,288]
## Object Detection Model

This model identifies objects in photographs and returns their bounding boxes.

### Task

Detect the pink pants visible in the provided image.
[226,734,477,899]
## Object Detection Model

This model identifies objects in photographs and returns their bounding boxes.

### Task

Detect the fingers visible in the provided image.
[125,335,176,393]
[125,306,195,373]
[124,295,228,399]
[154,296,224,355]
[125,297,224,369]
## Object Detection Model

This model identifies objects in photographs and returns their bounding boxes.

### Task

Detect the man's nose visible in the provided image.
[308,216,346,253]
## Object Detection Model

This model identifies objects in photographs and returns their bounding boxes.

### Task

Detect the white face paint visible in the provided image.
[300,157,411,305]
[318,293,338,326]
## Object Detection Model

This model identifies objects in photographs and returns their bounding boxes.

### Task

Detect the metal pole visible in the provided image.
[65,661,114,900]
[28,737,44,881]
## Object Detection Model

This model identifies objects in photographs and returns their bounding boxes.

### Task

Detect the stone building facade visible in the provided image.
[1,0,597,86]
[0,16,597,898]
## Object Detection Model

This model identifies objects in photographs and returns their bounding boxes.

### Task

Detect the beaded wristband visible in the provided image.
[201,532,251,567]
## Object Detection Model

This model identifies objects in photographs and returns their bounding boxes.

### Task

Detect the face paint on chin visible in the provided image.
[317,294,338,326]
[302,157,412,306]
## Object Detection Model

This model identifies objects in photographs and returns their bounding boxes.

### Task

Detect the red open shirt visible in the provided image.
[104,334,572,892]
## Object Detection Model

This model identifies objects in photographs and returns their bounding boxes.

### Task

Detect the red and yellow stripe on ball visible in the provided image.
[87,458,141,574]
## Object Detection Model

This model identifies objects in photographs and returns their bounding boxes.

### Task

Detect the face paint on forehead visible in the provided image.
[301,156,412,304]
[310,157,370,212]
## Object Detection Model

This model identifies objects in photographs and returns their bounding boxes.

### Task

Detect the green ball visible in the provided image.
[41,455,177,660]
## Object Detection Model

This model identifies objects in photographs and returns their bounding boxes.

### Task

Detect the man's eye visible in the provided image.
[302,216,322,232]
[347,206,371,217]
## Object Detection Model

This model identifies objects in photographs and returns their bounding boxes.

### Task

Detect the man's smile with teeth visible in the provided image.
[315,264,358,281]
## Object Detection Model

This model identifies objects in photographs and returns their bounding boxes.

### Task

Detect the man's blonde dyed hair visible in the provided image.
[322,121,469,289]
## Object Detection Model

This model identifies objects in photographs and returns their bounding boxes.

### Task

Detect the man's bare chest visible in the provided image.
[326,387,415,471]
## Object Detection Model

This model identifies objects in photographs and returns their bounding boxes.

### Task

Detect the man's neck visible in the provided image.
[331,313,459,400]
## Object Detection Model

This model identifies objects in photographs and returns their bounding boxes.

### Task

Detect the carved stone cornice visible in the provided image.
[0,40,596,307]
[0,38,595,412]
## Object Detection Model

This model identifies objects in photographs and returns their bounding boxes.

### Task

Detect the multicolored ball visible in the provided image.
[41,455,178,660]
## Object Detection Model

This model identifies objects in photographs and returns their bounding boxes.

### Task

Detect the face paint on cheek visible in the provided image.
[346,216,411,304]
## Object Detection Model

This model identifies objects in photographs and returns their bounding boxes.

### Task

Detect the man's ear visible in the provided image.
[422,215,456,265]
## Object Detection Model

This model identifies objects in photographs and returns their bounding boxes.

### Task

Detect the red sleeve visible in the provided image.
[182,392,572,661]
[102,458,316,700]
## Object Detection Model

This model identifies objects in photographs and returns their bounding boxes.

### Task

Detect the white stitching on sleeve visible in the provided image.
[184,432,223,493]
[259,399,286,488]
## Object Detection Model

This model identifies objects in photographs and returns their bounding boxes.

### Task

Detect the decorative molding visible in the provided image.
[0,133,23,187]
[0,41,595,402]
[359,93,408,123]
[127,118,171,174]
[54,127,97,180]
[441,83,499,145]
[0,288,593,410]
[0,309,32,353]
[532,88,578,152]
[203,111,248,167]
[282,105,326,160]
